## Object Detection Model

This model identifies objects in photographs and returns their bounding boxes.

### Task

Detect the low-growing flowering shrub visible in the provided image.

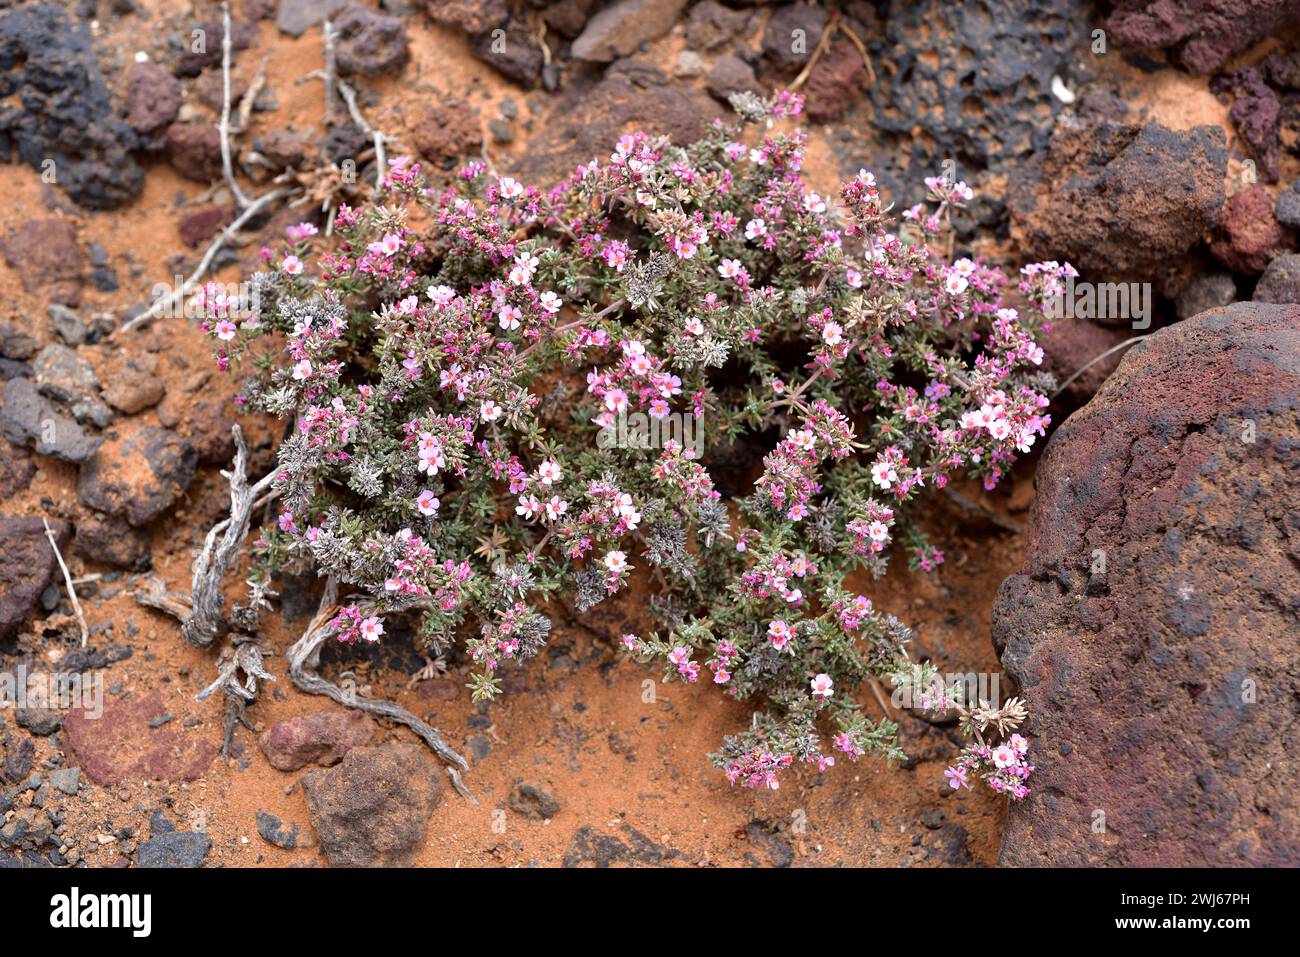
[199,91,1055,797]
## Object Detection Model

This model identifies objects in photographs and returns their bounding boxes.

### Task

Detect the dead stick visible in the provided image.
[42,517,88,648]
[219,1,251,209]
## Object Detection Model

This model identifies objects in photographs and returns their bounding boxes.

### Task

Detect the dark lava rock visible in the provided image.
[542,0,597,39]
[0,3,143,209]
[277,0,348,37]
[99,351,165,414]
[1211,67,1280,183]
[174,18,257,77]
[32,344,98,405]
[0,440,34,498]
[1175,269,1237,320]
[334,5,410,76]
[15,708,62,736]
[126,61,182,135]
[1211,185,1284,275]
[512,60,722,185]
[257,127,309,169]
[1107,0,1300,75]
[301,744,442,867]
[869,0,1085,176]
[508,782,561,820]
[762,3,826,70]
[138,831,211,868]
[1252,253,1300,303]
[77,424,197,526]
[255,811,300,849]
[73,511,150,570]
[258,707,374,772]
[1276,187,1300,228]
[993,303,1300,866]
[923,823,973,865]
[1009,116,1226,283]
[2,218,84,305]
[468,27,544,88]
[425,0,509,36]
[687,0,752,51]
[570,0,688,63]
[1,377,102,464]
[706,52,759,104]
[165,124,224,183]
[0,515,68,644]
[63,691,217,786]
[562,823,681,867]
[412,99,482,167]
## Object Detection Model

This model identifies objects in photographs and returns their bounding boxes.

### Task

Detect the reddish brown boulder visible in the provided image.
[77,423,197,526]
[1008,115,1226,283]
[165,124,224,183]
[301,744,442,866]
[2,218,84,305]
[126,61,182,135]
[258,707,375,771]
[177,206,235,249]
[0,516,69,644]
[802,40,865,123]
[993,303,1300,866]
[1211,185,1285,275]
[64,692,218,785]
[412,100,482,167]
[1107,0,1300,75]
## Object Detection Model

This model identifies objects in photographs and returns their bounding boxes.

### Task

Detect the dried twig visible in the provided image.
[42,518,88,648]
[790,11,840,92]
[116,188,289,335]
[196,637,276,756]
[321,19,339,125]
[286,579,470,772]
[336,78,387,191]
[235,54,270,134]
[219,1,251,209]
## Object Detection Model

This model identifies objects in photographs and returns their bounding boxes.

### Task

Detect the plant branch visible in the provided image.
[42,517,88,647]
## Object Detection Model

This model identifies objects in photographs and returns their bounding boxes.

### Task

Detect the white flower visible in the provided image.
[537,460,562,485]
[515,494,542,520]
[803,192,827,213]
[480,399,503,422]
[717,258,743,280]
[822,321,843,346]
[544,496,568,521]
[498,176,524,199]
[498,306,522,330]
[427,284,456,306]
[684,316,704,336]
[788,429,816,452]
[603,550,629,574]
[360,616,385,642]
[810,673,834,698]
[292,359,313,381]
[539,291,563,314]
[744,218,767,240]
[871,461,898,489]
[944,272,969,296]
[868,520,889,542]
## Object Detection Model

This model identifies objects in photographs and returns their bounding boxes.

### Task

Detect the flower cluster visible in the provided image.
[203,92,1053,796]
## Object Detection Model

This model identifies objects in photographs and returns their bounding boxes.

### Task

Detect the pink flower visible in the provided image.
[992,744,1018,769]
[416,490,440,515]
[359,616,384,642]
[944,766,969,790]
[214,320,237,341]
[810,673,834,699]
[281,255,303,275]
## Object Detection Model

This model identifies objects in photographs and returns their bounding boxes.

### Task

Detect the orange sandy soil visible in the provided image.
[0,1,1241,868]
